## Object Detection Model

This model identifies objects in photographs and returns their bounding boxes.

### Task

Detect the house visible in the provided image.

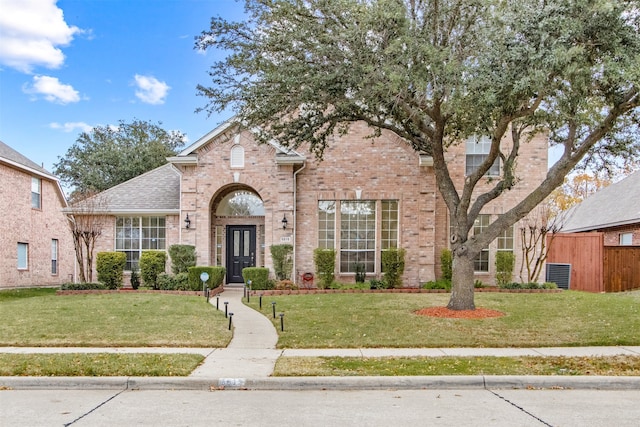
[81,119,548,287]
[0,141,75,289]
[546,171,640,292]
[561,170,640,245]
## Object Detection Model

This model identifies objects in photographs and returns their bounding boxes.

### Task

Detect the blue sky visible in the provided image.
[0,0,245,172]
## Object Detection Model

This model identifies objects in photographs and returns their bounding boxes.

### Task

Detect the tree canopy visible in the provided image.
[54,119,185,196]
[197,0,640,309]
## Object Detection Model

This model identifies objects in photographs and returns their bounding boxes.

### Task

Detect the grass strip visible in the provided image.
[0,353,204,376]
[274,355,640,376]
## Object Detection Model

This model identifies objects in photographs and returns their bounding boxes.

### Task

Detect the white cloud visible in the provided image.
[133,74,170,105]
[49,121,93,133]
[0,0,82,73]
[23,75,81,104]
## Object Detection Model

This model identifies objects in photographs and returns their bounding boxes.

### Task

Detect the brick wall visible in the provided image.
[0,164,74,289]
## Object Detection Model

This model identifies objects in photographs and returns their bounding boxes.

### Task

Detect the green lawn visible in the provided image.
[0,288,232,347]
[246,290,640,348]
[274,355,640,376]
[0,353,204,376]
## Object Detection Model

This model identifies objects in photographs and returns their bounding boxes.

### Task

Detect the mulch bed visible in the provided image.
[415,306,505,319]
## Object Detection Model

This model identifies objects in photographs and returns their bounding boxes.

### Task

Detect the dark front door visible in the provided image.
[226,225,256,283]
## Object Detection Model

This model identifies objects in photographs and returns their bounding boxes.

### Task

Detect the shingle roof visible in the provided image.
[0,140,56,178]
[562,170,640,232]
[71,164,181,213]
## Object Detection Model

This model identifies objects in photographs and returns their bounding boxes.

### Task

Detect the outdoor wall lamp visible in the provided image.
[184,214,191,229]
[281,214,288,229]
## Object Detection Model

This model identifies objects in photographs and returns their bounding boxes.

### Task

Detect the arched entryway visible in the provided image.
[210,185,265,284]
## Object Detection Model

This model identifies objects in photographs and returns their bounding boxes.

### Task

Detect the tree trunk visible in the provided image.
[447,252,476,310]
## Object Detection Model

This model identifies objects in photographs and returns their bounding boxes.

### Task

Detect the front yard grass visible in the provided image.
[0,288,231,347]
[246,290,640,348]
[0,353,204,376]
[274,355,640,376]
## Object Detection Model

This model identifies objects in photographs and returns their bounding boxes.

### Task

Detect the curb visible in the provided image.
[3,375,640,391]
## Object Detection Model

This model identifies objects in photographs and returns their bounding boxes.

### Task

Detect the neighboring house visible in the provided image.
[0,141,75,289]
[546,171,640,292]
[82,119,548,287]
[561,170,640,245]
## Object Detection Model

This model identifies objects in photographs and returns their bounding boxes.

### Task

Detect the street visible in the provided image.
[2,388,639,426]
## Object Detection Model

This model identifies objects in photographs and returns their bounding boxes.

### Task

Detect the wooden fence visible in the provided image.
[546,232,640,292]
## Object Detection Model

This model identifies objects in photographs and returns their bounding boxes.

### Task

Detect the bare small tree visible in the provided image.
[519,203,566,283]
[67,193,110,283]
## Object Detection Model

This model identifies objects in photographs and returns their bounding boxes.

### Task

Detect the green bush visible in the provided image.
[242,267,270,289]
[495,251,515,287]
[440,249,452,281]
[139,251,167,290]
[369,279,387,290]
[314,248,336,289]
[382,248,405,288]
[422,279,452,290]
[168,244,196,274]
[130,270,140,290]
[270,244,293,280]
[96,252,126,290]
[157,272,191,290]
[60,282,107,291]
[499,281,557,290]
[187,266,226,291]
[354,263,366,283]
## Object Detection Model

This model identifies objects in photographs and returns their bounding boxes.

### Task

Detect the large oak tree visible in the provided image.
[54,119,185,197]
[196,0,640,309]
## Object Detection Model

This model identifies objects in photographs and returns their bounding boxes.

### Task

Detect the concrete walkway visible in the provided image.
[2,286,640,390]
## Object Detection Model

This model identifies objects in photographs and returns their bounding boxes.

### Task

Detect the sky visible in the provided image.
[0,0,245,172]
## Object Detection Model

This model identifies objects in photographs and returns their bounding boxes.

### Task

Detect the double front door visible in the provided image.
[226,225,256,284]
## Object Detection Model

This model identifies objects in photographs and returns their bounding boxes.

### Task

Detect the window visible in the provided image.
[230,145,245,168]
[216,190,264,216]
[17,243,28,270]
[318,201,336,249]
[473,215,490,272]
[51,239,58,275]
[497,225,514,252]
[340,201,376,273]
[115,217,166,271]
[31,177,41,209]
[620,233,633,246]
[466,135,500,176]
[319,200,399,274]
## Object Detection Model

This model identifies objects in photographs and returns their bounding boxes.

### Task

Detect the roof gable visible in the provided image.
[562,171,640,232]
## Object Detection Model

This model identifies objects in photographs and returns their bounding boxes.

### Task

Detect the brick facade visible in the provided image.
[84,121,548,287]
[172,122,548,286]
[0,162,75,289]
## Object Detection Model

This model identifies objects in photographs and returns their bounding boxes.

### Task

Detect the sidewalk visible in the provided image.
[2,286,640,391]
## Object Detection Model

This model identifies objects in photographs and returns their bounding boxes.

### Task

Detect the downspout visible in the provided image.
[292,162,306,282]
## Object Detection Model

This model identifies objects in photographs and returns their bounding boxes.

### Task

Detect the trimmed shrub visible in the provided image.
[495,251,515,287]
[354,263,366,283]
[382,248,405,288]
[60,282,107,291]
[369,279,386,290]
[187,266,226,291]
[314,248,336,289]
[157,272,191,290]
[440,249,452,281]
[139,251,167,290]
[242,267,271,289]
[499,281,557,290]
[168,244,196,274]
[130,270,140,290]
[422,279,452,290]
[96,251,126,290]
[270,244,293,280]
